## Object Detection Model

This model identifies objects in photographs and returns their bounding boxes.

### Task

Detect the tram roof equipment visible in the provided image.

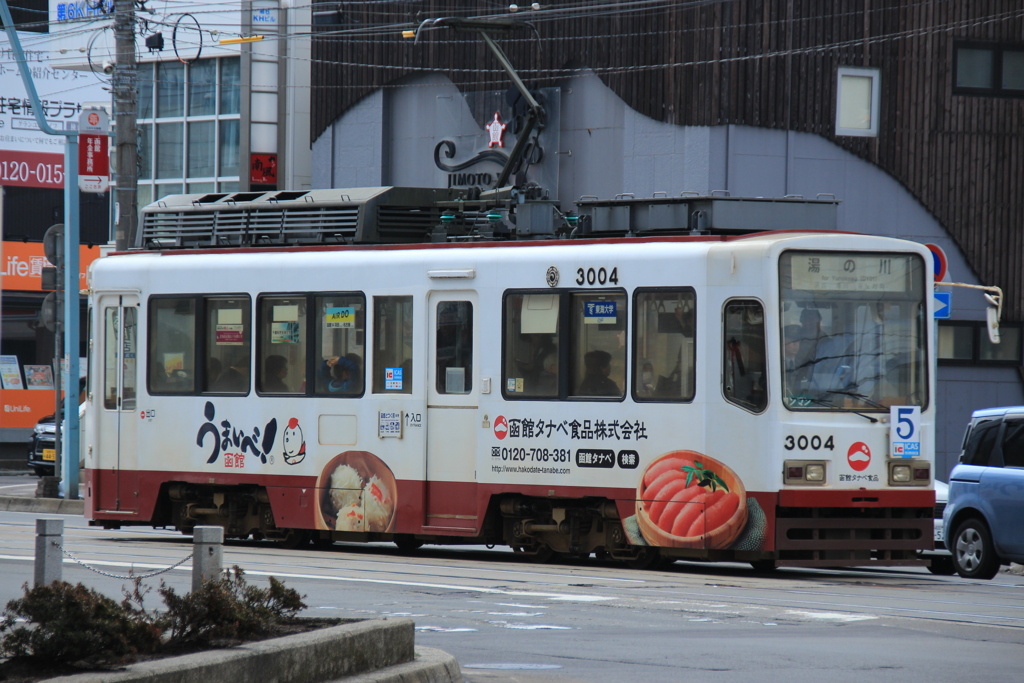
[137,187,839,250]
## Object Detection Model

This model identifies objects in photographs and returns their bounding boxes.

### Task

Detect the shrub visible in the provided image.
[0,566,307,667]
[159,567,307,646]
[0,581,161,666]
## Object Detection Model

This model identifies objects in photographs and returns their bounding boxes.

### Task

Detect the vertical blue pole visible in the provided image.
[1,0,83,500]
[63,139,80,501]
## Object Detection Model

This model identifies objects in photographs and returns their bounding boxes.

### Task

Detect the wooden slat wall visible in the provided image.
[312,0,1024,320]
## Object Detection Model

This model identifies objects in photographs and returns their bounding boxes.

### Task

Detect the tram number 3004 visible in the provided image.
[575,267,619,286]
[783,435,835,451]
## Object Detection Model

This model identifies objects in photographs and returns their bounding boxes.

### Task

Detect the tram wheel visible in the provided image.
[394,535,423,552]
[626,547,662,570]
[533,544,558,564]
[750,559,778,573]
[275,529,310,549]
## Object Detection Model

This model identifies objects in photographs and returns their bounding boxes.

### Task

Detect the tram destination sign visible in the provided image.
[788,254,911,293]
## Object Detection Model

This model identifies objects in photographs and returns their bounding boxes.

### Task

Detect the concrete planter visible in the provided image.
[43,618,455,683]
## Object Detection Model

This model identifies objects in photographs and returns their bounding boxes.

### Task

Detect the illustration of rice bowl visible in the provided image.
[317,451,397,532]
[636,450,747,549]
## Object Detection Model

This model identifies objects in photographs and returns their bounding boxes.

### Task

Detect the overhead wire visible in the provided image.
[10,2,1021,95]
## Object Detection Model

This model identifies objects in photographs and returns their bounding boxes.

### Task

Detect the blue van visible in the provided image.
[944,406,1024,579]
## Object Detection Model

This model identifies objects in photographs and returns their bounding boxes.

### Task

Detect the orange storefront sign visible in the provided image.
[1,389,63,429]
[2,241,101,428]
[1,241,100,291]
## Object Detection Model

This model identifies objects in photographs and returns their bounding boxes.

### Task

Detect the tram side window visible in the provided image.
[723,300,767,412]
[436,301,473,394]
[315,294,365,396]
[148,297,196,394]
[372,296,412,394]
[633,289,696,401]
[258,297,306,394]
[570,292,626,399]
[503,293,560,398]
[203,297,252,394]
[103,306,137,410]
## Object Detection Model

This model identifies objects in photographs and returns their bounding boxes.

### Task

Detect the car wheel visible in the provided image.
[951,518,1001,580]
[926,555,956,575]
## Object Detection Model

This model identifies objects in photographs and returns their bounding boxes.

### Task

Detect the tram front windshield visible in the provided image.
[779,251,927,412]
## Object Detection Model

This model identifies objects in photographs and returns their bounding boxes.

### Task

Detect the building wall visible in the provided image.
[312,71,1023,478]
[313,1,1024,321]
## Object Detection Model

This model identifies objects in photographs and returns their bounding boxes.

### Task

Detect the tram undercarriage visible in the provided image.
[92,480,932,571]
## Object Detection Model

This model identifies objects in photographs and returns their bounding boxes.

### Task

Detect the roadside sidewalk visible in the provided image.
[0,482,462,683]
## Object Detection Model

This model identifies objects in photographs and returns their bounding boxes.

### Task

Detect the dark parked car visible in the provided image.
[26,413,57,477]
[943,406,1024,579]
[26,379,87,478]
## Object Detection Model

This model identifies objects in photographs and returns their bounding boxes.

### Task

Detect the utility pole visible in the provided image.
[113,0,137,251]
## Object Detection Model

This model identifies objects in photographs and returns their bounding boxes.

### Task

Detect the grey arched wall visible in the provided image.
[312,72,1023,478]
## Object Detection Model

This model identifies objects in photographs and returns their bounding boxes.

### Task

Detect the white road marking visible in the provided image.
[786,610,877,622]
[0,554,616,602]
[416,626,477,632]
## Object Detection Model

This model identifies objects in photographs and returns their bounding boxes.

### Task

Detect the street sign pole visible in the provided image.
[0,0,82,500]
[64,138,80,500]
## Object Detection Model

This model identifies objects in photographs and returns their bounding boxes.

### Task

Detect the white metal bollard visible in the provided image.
[191,526,224,592]
[34,518,63,586]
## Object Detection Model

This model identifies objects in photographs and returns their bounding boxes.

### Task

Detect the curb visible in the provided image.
[0,495,84,515]
[44,618,459,683]
[340,647,462,683]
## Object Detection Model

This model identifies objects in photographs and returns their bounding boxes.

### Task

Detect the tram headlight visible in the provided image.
[892,464,912,482]
[888,460,930,486]
[784,460,827,485]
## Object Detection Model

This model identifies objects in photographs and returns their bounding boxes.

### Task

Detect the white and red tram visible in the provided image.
[85,196,935,568]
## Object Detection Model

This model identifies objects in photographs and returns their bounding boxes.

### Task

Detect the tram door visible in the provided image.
[425,292,479,531]
[94,294,139,513]
[706,298,769,543]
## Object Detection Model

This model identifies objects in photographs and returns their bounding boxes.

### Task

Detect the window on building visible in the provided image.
[835,66,880,137]
[937,320,1022,365]
[137,57,242,211]
[315,294,365,396]
[954,42,1024,96]
[257,296,306,395]
[633,289,696,401]
[2,0,50,33]
[372,296,412,394]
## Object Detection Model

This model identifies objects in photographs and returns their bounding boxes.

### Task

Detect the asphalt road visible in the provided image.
[0,495,1022,683]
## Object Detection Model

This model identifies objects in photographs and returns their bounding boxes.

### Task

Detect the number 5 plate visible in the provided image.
[890,405,921,458]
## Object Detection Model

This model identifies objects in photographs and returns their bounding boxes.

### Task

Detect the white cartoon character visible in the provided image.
[485,112,506,148]
[282,417,306,465]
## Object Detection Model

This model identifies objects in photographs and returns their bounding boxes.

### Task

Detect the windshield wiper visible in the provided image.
[822,389,889,412]
[793,394,878,423]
